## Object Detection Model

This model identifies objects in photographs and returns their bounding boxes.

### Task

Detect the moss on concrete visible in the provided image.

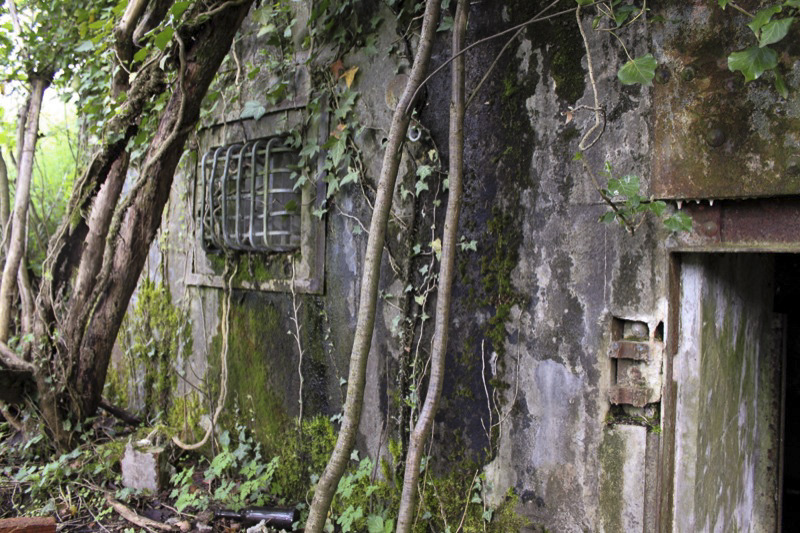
[207,295,293,455]
[598,428,625,533]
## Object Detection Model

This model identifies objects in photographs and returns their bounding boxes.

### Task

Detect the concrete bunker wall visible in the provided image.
[134,0,800,531]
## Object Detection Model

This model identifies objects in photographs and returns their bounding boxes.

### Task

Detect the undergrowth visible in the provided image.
[0,410,528,532]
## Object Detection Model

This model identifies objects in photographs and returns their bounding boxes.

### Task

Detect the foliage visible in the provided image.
[719,0,798,96]
[589,159,693,233]
[0,417,124,520]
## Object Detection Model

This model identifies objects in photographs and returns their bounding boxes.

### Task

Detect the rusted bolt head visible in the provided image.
[655,66,671,84]
[702,220,719,236]
[682,66,696,82]
[705,127,726,148]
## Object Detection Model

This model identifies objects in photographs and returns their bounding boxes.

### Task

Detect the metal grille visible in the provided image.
[199,138,301,253]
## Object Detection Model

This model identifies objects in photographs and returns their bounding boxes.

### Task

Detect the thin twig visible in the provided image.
[405,0,601,114]
[576,5,604,151]
[290,258,305,425]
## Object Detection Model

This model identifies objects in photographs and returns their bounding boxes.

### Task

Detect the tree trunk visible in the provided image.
[0,150,9,249]
[0,76,49,342]
[303,1,442,531]
[396,1,467,529]
[50,0,256,427]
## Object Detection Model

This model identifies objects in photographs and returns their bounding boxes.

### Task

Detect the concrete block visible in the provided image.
[120,441,166,492]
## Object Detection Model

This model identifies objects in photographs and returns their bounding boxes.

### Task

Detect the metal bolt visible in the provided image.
[705,127,726,148]
[682,66,696,82]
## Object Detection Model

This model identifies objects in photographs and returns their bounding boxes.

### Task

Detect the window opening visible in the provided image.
[199,137,301,253]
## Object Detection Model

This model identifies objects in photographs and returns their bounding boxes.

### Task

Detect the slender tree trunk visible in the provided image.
[0,76,49,342]
[303,2,442,531]
[0,150,9,249]
[396,1,467,530]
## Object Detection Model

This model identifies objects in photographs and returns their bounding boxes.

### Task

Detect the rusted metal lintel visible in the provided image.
[678,198,800,247]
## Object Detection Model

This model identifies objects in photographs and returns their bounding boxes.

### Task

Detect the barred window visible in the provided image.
[199,138,301,253]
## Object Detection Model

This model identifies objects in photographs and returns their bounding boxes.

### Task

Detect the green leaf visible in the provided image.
[718,0,730,8]
[614,5,638,27]
[133,47,150,62]
[367,516,385,533]
[600,211,617,224]
[617,54,657,85]
[728,46,778,81]
[618,174,640,197]
[664,211,692,233]
[341,167,359,186]
[170,1,191,18]
[775,71,789,98]
[576,0,594,5]
[759,17,794,47]
[154,28,174,51]
[75,41,95,52]
[437,16,454,32]
[416,165,433,179]
[748,6,782,37]
[240,100,267,121]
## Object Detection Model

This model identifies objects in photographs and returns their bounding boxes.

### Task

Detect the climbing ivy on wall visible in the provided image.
[721,0,799,96]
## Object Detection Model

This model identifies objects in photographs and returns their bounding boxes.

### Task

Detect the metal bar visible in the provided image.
[221,143,240,248]
[248,139,263,248]
[207,146,226,251]
[233,142,249,249]
[264,139,275,249]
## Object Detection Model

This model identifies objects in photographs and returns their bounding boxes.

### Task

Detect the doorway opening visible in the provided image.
[668,252,800,531]
[775,254,800,529]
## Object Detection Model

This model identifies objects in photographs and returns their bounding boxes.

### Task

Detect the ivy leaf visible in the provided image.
[154,28,174,51]
[617,175,640,197]
[718,0,730,8]
[617,54,657,85]
[133,47,150,62]
[169,1,191,18]
[240,100,267,120]
[575,0,594,5]
[367,516,385,533]
[340,167,359,186]
[600,211,617,224]
[747,6,782,37]
[416,165,433,179]
[437,16,454,32]
[728,46,778,81]
[759,17,794,47]
[664,212,692,233]
[614,5,638,27]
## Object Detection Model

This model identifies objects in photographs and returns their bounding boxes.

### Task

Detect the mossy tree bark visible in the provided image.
[395,1,467,530]
[303,1,442,531]
[0,0,256,448]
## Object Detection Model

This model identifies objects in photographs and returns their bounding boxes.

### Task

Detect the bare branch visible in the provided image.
[0,341,34,373]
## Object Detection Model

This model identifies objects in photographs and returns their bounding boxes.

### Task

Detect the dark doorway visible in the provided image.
[775,255,800,531]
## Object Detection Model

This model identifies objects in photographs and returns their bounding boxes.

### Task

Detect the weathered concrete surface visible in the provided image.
[674,254,780,532]
[133,0,800,530]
